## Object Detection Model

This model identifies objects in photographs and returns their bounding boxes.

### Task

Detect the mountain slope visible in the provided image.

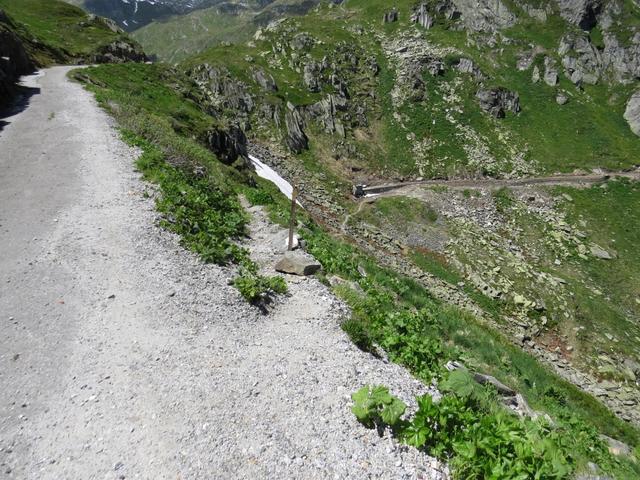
[131,0,325,62]
[0,0,145,107]
[171,0,640,427]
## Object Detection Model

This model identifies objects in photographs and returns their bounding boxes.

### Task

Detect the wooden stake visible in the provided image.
[288,186,299,251]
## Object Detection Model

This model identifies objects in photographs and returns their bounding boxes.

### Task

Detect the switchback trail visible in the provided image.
[0,67,447,479]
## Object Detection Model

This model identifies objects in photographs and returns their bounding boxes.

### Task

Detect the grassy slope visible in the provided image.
[0,0,132,65]
[133,7,257,63]
[73,58,640,477]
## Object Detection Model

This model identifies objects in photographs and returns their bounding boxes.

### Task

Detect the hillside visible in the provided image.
[13,0,640,477]
[169,0,640,431]
[131,0,325,62]
[0,0,145,107]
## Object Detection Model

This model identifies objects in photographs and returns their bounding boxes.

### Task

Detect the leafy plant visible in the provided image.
[351,385,407,433]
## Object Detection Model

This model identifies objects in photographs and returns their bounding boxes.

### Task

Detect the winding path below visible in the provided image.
[0,67,447,479]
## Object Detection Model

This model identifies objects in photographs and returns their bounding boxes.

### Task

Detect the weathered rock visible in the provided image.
[473,373,516,396]
[92,40,147,64]
[599,435,632,457]
[559,33,602,85]
[284,102,308,153]
[590,244,614,260]
[456,58,483,79]
[275,251,321,276]
[476,88,520,118]
[303,61,321,92]
[556,92,569,105]
[532,65,541,83]
[411,4,434,29]
[544,56,559,86]
[383,9,398,24]
[624,90,640,136]
[190,64,254,114]
[290,32,315,50]
[253,68,277,92]
[556,0,602,31]
[206,124,248,166]
[452,0,516,32]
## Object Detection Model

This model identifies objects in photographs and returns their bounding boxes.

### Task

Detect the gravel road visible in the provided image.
[0,67,447,479]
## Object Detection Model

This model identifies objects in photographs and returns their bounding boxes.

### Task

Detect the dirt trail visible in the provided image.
[363,168,640,199]
[0,67,447,479]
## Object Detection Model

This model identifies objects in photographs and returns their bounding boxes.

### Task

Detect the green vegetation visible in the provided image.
[75,63,287,304]
[245,187,640,459]
[353,373,635,479]
[0,0,135,65]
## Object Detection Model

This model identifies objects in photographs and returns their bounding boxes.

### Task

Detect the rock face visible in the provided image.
[285,102,308,153]
[411,4,434,29]
[543,56,559,86]
[253,68,277,92]
[191,64,254,115]
[452,0,516,32]
[383,9,398,24]
[275,251,321,276]
[624,90,640,136]
[0,11,34,107]
[206,124,248,165]
[476,88,521,118]
[92,40,147,64]
[556,0,602,30]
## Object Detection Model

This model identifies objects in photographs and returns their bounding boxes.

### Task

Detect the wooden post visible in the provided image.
[288,186,299,251]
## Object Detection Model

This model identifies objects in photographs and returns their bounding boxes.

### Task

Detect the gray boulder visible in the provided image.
[252,68,277,92]
[275,251,321,276]
[556,92,569,105]
[559,33,602,85]
[303,61,321,92]
[452,0,516,32]
[456,58,483,79]
[555,0,602,30]
[476,88,521,118]
[544,56,559,86]
[473,373,516,396]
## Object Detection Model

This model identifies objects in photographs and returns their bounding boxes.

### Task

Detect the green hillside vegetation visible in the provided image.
[67,0,640,476]
[75,60,640,478]
[0,0,136,65]
[133,0,323,63]
[184,0,640,179]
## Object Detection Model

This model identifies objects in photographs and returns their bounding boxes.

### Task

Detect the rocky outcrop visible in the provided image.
[304,94,347,137]
[559,33,602,85]
[455,57,484,80]
[0,11,34,107]
[383,9,398,24]
[285,102,308,153]
[559,30,640,85]
[206,124,248,165]
[92,40,147,64]
[303,61,321,92]
[543,56,559,86]
[411,4,434,29]
[190,64,254,115]
[555,0,602,30]
[476,88,521,118]
[253,68,278,92]
[452,0,516,32]
[624,90,640,136]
